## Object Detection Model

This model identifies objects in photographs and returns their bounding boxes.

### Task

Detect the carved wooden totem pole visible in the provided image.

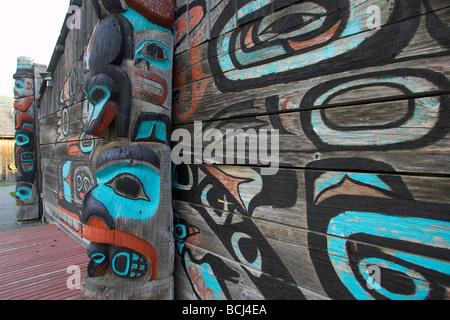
[13,57,41,221]
[80,0,175,299]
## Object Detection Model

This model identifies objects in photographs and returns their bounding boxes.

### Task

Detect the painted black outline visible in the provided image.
[300,69,450,151]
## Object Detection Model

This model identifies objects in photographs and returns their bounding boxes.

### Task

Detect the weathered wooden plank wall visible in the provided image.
[171,0,450,300]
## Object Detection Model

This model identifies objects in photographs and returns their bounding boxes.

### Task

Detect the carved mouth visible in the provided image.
[110,247,148,279]
[136,75,164,96]
[82,217,158,280]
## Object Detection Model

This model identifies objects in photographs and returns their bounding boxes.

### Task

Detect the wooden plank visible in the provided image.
[39,151,92,239]
[173,164,450,227]
[174,200,450,300]
[38,100,100,149]
[171,94,450,175]
[174,242,328,300]
[42,198,86,239]
[174,0,450,56]
[173,199,327,299]
[39,152,92,241]
[172,2,450,123]
[174,0,450,76]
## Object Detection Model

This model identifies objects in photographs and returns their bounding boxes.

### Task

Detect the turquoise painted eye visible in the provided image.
[92,163,160,220]
[174,223,187,240]
[15,133,30,146]
[136,40,170,69]
[87,85,110,110]
[85,85,111,129]
[89,86,108,104]
[16,187,32,200]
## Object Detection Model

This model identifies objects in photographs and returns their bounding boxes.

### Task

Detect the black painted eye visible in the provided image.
[172,89,180,104]
[174,223,187,240]
[263,13,307,35]
[105,173,150,201]
[141,42,166,62]
[135,40,170,69]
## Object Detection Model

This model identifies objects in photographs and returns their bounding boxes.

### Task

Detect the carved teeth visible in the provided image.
[135,76,164,97]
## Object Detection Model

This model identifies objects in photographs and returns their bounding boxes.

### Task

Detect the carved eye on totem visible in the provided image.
[16,186,32,200]
[15,133,30,147]
[135,40,170,70]
[14,80,25,92]
[20,151,35,163]
[174,223,187,240]
[91,160,160,221]
[105,173,150,201]
[142,42,165,61]
[14,79,34,98]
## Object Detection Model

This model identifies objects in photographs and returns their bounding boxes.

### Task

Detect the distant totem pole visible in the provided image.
[13,57,41,221]
[80,0,175,299]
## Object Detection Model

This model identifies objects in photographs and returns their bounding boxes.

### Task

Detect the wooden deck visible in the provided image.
[0,224,89,300]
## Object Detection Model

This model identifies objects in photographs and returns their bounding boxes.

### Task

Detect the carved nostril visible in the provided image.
[87,242,109,277]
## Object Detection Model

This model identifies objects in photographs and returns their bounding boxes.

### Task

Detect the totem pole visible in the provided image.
[13,57,41,221]
[80,0,175,299]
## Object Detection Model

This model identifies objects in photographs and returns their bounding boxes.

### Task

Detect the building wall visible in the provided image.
[0,138,16,182]
[37,0,450,300]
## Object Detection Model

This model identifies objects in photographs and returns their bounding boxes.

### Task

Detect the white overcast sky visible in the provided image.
[0,0,71,97]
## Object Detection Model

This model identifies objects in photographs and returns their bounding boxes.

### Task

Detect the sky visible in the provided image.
[0,0,71,97]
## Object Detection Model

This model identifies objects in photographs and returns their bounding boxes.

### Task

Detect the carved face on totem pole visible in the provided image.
[13,57,39,208]
[82,142,171,281]
[80,0,174,289]
[13,77,34,100]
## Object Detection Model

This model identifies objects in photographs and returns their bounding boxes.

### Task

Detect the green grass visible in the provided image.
[0,181,16,198]
[0,181,15,187]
